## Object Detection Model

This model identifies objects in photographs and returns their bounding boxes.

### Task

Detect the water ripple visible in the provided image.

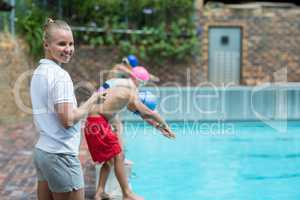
[246,153,300,159]
[244,173,300,180]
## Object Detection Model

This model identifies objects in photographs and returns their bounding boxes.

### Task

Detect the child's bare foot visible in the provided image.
[123,192,144,200]
[94,192,111,200]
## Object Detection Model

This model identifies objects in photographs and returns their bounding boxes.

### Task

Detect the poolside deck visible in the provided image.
[0,121,97,199]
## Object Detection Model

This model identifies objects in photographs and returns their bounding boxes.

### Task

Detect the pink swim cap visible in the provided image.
[131,66,150,81]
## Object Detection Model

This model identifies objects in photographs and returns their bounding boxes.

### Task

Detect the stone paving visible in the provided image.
[0,121,96,200]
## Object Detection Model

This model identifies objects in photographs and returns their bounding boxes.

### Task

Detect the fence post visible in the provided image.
[9,0,15,36]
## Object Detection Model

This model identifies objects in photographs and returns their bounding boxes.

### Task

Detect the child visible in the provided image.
[84,67,175,200]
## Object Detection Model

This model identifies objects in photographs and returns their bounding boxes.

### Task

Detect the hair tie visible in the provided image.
[47,18,55,23]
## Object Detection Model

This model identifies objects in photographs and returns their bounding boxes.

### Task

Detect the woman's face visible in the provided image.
[44,29,74,64]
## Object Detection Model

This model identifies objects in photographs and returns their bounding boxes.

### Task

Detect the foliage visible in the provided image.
[0,14,7,32]
[15,0,199,62]
[15,0,50,58]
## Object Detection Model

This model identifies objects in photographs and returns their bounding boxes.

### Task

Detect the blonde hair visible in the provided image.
[43,18,71,42]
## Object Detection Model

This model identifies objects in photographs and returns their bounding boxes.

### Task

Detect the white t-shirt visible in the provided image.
[30,59,81,155]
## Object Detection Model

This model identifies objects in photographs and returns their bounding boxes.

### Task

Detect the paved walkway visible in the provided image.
[0,121,96,200]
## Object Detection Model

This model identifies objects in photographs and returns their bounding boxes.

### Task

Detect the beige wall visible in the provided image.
[0,33,31,123]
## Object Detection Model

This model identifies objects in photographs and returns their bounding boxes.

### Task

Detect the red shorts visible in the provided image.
[84,115,122,163]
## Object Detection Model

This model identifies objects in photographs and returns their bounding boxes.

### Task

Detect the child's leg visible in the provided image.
[113,152,144,200]
[95,161,113,199]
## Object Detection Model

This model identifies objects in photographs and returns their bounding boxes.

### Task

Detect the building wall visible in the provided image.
[198,3,300,85]
[0,33,31,123]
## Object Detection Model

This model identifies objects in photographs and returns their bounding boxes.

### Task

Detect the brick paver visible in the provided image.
[0,121,96,200]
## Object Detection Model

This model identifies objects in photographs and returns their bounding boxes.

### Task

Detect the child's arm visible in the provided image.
[141,111,175,139]
[107,64,132,79]
[149,73,160,82]
[127,95,175,139]
[115,64,132,75]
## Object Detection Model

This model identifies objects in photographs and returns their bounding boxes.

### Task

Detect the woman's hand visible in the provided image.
[90,90,107,104]
[88,91,107,115]
[150,74,160,82]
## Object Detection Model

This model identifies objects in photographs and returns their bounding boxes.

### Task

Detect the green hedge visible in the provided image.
[16,0,199,62]
[15,0,48,58]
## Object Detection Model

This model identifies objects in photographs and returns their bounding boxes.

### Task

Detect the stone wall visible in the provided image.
[0,33,31,123]
[64,46,199,103]
[198,3,300,85]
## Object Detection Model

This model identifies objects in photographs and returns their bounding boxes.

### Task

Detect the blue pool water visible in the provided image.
[123,121,300,200]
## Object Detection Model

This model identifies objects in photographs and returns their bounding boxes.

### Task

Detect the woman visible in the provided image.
[30,18,104,200]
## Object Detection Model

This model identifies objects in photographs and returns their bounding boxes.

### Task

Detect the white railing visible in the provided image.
[120,85,300,121]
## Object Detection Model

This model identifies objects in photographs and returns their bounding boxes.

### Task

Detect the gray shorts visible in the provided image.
[33,148,84,193]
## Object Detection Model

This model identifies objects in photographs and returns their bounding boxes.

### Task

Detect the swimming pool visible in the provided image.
[123,121,300,200]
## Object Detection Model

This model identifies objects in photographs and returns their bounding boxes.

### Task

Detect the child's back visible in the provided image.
[90,78,137,120]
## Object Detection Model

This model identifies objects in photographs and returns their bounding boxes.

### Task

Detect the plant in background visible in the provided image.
[66,0,198,56]
[15,0,49,58]
[14,0,199,62]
